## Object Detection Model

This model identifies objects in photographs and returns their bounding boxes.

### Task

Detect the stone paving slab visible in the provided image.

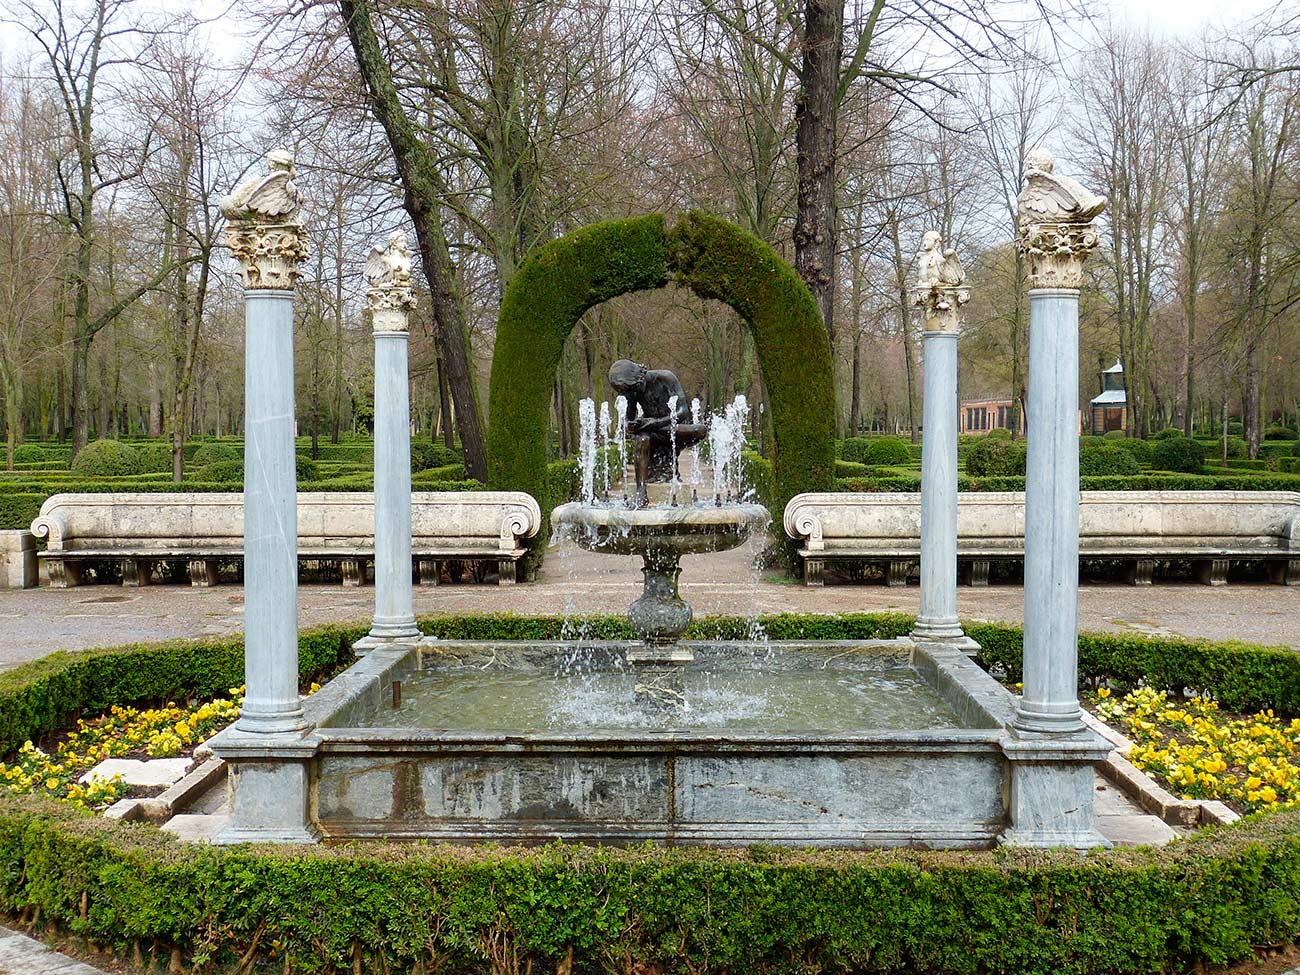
[0,927,107,975]
[78,758,190,788]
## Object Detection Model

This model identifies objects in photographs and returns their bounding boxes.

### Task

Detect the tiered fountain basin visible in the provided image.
[263,637,1034,848]
[552,500,769,650]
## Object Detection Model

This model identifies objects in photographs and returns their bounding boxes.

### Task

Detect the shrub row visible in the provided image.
[1,613,1300,973]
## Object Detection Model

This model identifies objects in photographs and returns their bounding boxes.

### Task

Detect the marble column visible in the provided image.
[909,233,977,655]
[211,150,319,845]
[1000,148,1109,849]
[354,232,420,652]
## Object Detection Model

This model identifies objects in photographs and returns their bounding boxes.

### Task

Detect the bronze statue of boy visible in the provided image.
[608,359,708,506]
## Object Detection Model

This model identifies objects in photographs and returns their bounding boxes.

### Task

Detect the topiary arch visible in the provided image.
[487,211,836,544]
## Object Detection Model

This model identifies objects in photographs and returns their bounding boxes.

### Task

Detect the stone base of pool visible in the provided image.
[208,639,1111,849]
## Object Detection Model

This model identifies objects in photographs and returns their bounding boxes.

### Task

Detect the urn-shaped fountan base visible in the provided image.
[628,551,692,647]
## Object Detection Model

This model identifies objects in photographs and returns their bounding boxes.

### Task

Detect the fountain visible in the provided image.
[208,183,1110,851]
[553,360,767,662]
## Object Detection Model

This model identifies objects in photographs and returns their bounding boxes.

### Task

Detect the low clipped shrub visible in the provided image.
[984,427,1013,441]
[1102,429,1128,440]
[837,437,871,463]
[135,441,173,474]
[1265,424,1298,441]
[11,444,46,465]
[1152,428,1184,440]
[836,460,868,477]
[69,440,140,477]
[964,436,1027,477]
[1079,442,1140,477]
[193,455,320,485]
[195,460,242,484]
[1229,420,1244,436]
[1112,436,1153,466]
[1224,436,1250,459]
[190,442,241,468]
[1152,434,1206,474]
[860,436,912,467]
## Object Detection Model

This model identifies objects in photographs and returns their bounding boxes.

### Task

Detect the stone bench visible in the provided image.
[783,490,1300,587]
[29,491,541,588]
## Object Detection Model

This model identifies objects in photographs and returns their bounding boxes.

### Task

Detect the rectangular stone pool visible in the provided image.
[292,639,1034,848]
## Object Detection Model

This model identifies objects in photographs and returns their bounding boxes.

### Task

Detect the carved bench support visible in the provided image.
[417,559,440,586]
[1199,558,1230,586]
[188,559,221,587]
[340,558,366,587]
[886,560,912,587]
[497,558,517,585]
[1128,559,1155,586]
[804,558,824,587]
[47,559,83,589]
[967,559,991,587]
[121,558,152,587]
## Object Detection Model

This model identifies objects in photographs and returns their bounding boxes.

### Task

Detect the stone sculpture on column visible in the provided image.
[999,147,1110,848]
[211,150,319,844]
[910,231,977,654]
[353,231,422,652]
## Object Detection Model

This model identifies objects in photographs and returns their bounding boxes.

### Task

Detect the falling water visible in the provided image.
[709,394,750,502]
[579,398,597,504]
[667,394,679,493]
[689,397,702,486]
[598,400,612,498]
[614,395,628,493]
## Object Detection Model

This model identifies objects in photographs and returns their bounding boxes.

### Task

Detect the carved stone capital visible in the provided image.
[225,222,308,291]
[1017,220,1100,290]
[911,284,970,333]
[366,284,417,322]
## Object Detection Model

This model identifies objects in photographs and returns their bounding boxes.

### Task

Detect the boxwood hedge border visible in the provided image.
[486,212,837,554]
[2,613,1300,974]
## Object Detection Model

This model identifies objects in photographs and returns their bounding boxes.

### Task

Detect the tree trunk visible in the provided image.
[339,0,487,480]
[793,0,842,341]
[436,356,453,449]
[848,331,861,435]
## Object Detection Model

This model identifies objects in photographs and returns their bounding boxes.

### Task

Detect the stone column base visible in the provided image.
[909,623,980,657]
[210,732,321,845]
[966,559,991,587]
[353,632,422,657]
[999,733,1111,850]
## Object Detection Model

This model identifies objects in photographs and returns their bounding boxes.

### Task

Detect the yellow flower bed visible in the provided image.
[1093,685,1300,813]
[0,686,246,811]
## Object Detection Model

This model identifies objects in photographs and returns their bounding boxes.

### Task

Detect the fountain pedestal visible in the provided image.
[628,548,692,648]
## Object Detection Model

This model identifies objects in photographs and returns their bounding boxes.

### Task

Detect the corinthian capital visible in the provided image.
[221,150,307,290]
[1016,149,1105,289]
[1016,220,1102,290]
[364,231,416,328]
[910,231,969,332]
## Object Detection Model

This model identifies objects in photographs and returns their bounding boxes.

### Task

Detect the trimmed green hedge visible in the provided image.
[2,613,1300,972]
[1,798,1300,975]
[488,212,835,555]
[1,614,1300,971]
